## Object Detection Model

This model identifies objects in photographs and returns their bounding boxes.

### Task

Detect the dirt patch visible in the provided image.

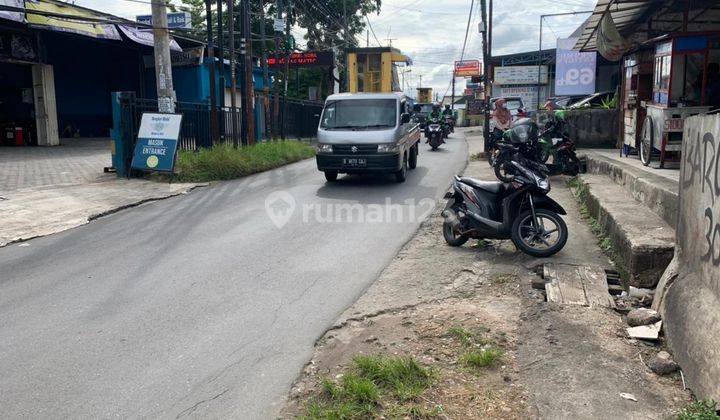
[281,143,691,418]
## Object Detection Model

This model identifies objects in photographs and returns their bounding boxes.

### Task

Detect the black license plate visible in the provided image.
[342,158,367,167]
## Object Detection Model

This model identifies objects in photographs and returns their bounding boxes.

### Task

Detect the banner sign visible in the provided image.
[273,18,286,32]
[267,51,334,67]
[136,12,192,29]
[494,65,548,85]
[119,25,182,52]
[498,85,541,113]
[454,59,481,77]
[555,37,596,96]
[0,0,24,23]
[25,0,121,40]
[597,13,631,61]
[131,113,182,173]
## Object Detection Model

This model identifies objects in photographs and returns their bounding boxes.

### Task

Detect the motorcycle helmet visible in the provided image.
[554,110,566,121]
[509,118,538,144]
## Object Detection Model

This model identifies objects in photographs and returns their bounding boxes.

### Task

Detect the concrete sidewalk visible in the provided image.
[0,180,201,247]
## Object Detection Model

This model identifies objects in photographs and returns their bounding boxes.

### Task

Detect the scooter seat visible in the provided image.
[459,177,505,194]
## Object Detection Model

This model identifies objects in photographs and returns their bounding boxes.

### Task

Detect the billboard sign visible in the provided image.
[497,86,542,113]
[267,51,334,67]
[137,12,192,29]
[494,65,548,85]
[454,60,481,77]
[555,37,596,96]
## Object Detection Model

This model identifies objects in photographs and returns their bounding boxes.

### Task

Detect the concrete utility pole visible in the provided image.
[228,0,239,146]
[151,0,176,113]
[480,0,489,150]
[217,0,225,112]
[281,0,291,140]
[260,1,271,140]
[205,0,218,139]
[273,0,282,140]
[243,0,256,144]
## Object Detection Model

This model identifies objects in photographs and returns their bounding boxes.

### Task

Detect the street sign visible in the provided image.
[494,65,548,85]
[131,113,182,173]
[137,12,192,29]
[454,60,481,77]
[273,18,286,32]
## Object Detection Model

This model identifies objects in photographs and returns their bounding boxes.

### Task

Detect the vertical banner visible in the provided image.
[555,37,596,96]
[0,0,24,22]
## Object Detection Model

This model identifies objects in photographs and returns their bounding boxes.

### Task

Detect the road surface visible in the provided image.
[0,133,467,418]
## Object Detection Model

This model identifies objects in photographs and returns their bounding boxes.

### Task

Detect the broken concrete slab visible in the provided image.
[544,263,615,308]
[577,174,675,288]
[627,308,661,327]
[0,179,202,247]
[627,321,662,341]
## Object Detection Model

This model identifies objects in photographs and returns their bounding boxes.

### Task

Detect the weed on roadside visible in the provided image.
[448,326,492,348]
[459,348,504,370]
[303,355,436,419]
[678,399,720,420]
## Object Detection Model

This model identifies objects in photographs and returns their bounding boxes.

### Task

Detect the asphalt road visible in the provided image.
[0,133,467,419]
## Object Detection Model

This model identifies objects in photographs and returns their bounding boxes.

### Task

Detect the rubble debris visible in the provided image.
[627,321,662,341]
[646,351,679,375]
[620,392,638,402]
[627,308,661,327]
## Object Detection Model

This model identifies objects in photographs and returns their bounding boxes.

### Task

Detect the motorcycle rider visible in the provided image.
[425,104,447,142]
[442,104,455,132]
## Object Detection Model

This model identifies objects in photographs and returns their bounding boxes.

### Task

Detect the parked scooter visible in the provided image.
[442,159,568,257]
[536,111,581,176]
[426,117,445,150]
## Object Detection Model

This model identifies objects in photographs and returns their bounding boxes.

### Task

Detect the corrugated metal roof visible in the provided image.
[574,0,720,52]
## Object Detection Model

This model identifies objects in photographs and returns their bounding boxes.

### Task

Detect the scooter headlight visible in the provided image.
[532,173,550,191]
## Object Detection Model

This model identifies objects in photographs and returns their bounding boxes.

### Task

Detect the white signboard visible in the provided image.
[555,37,596,96]
[273,18,286,32]
[138,113,182,140]
[494,65,548,85]
[497,86,543,113]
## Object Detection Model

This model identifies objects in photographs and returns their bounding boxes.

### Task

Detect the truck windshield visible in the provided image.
[321,99,397,129]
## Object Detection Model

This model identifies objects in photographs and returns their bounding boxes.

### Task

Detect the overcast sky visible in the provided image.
[73,0,596,97]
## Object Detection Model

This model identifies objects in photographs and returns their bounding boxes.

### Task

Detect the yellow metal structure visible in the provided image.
[346,47,411,93]
[416,88,432,104]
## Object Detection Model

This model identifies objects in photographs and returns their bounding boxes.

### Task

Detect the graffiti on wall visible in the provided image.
[681,115,720,279]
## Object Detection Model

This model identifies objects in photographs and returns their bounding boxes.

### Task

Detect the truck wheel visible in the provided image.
[324,171,338,182]
[395,153,407,183]
[408,144,418,169]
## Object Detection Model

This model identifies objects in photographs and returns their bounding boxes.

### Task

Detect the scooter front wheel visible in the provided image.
[511,209,568,257]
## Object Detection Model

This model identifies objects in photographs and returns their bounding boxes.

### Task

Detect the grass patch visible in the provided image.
[303,355,435,419]
[448,326,492,348]
[459,348,504,369]
[175,141,315,182]
[678,399,720,420]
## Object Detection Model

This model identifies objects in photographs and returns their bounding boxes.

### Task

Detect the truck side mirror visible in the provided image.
[401,113,411,124]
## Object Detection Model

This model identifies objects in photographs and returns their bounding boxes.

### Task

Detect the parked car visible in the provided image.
[543,95,585,110]
[315,92,421,183]
[567,91,615,109]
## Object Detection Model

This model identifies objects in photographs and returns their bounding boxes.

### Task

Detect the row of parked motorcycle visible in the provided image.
[440,110,583,258]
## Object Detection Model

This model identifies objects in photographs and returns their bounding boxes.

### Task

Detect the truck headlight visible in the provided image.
[317,144,333,153]
[377,144,399,153]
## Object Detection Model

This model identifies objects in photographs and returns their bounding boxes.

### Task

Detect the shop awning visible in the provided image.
[118,25,182,52]
[575,0,720,54]
[25,0,121,40]
[0,0,24,23]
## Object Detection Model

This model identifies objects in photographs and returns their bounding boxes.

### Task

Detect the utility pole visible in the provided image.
[151,0,175,113]
[273,0,282,140]
[281,0,291,140]
[205,0,218,139]
[418,74,422,88]
[217,0,225,111]
[260,0,271,141]
[228,0,239,146]
[451,74,456,111]
[386,38,396,47]
[243,0,256,144]
[480,0,489,150]
[366,30,369,47]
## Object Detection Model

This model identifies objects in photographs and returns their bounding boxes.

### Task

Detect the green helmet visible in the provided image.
[554,109,567,121]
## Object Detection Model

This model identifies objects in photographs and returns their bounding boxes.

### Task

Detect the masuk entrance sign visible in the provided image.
[131,113,182,173]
